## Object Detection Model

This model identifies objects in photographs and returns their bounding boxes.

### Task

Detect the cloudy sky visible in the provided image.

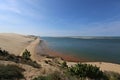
[0,0,120,36]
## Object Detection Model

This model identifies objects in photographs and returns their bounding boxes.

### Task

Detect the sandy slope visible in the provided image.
[0,33,35,55]
[0,33,51,61]
[0,33,120,75]
[21,38,42,61]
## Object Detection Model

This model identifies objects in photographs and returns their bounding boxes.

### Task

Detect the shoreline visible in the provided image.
[39,39,119,63]
[38,38,120,74]
[48,50,88,62]
[39,39,89,62]
[0,33,120,75]
[48,49,120,66]
[47,49,120,74]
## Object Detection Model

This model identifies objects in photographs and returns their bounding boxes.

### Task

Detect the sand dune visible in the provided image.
[21,38,42,61]
[0,33,120,74]
[0,33,35,55]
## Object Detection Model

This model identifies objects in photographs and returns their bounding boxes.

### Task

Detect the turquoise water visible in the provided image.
[41,37,120,64]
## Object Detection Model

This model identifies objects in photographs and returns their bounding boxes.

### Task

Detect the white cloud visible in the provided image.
[0,0,21,14]
[0,0,44,25]
[0,0,40,16]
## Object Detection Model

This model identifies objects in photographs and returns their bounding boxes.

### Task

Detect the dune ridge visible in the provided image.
[0,33,35,55]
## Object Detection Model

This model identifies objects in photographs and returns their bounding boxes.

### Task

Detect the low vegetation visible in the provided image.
[33,63,120,80]
[61,61,68,68]
[33,71,62,80]
[67,63,106,79]
[0,48,120,80]
[0,48,40,68]
[104,71,120,80]
[0,64,25,80]
[22,49,31,60]
[33,63,105,80]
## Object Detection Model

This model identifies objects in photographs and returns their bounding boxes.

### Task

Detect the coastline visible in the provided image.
[48,50,88,62]
[0,33,120,75]
[39,39,88,62]
[47,48,120,74]
[38,38,120,74]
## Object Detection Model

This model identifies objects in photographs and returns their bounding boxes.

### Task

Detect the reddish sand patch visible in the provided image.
[48,50,88,62]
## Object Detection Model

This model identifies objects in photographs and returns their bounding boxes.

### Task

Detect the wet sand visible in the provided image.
[37,40,88,62]
[48,50,88,62]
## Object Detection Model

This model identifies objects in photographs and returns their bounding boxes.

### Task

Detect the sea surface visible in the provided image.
[41,37,120,64]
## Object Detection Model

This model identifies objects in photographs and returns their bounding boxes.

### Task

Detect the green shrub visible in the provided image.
[0,48,40,68]
[5,54,18,62]
[0,48,9,56]
[61,61,68,68]
[22,49,31,60]
[0,64,25,80]
[68,63,104,79]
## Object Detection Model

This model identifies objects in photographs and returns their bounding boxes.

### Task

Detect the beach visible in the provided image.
[0,33,120,74]
[41,37,120,64]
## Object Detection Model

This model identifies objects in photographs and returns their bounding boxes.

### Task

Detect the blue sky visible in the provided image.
[0,0,120,36]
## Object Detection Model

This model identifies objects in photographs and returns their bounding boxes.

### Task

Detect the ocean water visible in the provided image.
[41,37,120,64]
